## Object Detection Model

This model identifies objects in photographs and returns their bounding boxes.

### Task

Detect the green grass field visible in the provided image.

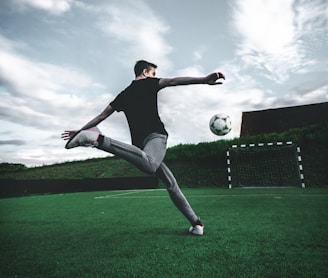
[1,188,328,278]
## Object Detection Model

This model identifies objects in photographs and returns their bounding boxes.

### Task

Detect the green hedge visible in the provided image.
[1,124,327,187]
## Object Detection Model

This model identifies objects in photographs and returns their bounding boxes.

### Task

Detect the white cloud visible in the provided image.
[235,0,295,53]
[293,0,328,61]
[12,0,72,14]
[0,34,111,127]
[294,0,328,33]
[0,41,97,95]
[94,1,172,72]
[232,0,325,83]
[288,84,328,105]
[192,46,207,62]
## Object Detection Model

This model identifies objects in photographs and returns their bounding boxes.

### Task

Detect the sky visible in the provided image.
[0,0,327,167]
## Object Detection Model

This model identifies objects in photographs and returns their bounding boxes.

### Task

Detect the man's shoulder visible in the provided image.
[128,77,160,90]
[144,77,161,89]
[138,77,160,84]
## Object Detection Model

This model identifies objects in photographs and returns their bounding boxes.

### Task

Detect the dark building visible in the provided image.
[240,102,328,137]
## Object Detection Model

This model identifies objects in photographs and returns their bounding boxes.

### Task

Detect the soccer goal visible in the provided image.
[226,142,305,188]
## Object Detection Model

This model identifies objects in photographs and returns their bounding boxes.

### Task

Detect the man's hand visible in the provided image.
[61,130,79,141]
[205,72,225,85]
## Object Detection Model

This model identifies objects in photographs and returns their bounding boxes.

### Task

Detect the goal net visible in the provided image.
[227,142,305,188]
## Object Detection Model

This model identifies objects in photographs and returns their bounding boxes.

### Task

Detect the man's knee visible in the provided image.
[140,153,161,174]
[142,164,158,175]
[156,166,178,191]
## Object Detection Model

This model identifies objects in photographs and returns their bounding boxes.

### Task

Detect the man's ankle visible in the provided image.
[193,219,203,227]
[96,134,104,148]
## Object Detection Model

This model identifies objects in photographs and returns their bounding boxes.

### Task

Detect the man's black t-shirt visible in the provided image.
[110,77,168,148]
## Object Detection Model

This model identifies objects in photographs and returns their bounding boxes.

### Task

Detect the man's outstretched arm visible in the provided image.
[79,104,115,131]
[61,104,115,141]
[159,72,225,89]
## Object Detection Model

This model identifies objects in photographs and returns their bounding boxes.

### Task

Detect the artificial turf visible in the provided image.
[0,188,327,277]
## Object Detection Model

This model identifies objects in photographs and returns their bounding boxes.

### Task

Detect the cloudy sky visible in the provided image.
[0,0,327,167]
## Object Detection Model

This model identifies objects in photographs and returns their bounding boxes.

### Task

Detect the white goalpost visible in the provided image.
[226,141,305,189]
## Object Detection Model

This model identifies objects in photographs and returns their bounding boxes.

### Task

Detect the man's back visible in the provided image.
[110,77,167,148]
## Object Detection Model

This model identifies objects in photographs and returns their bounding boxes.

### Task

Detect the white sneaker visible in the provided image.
[65,127,101,149]
[189,224,204,236]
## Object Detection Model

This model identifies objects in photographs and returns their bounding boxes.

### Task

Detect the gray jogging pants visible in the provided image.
[97,133,198,225]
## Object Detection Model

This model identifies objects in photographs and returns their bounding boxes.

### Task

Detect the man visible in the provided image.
[62,60,225,235]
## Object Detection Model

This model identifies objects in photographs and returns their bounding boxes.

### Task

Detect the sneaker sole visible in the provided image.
[65,130,83,149]
[188,225,204,236]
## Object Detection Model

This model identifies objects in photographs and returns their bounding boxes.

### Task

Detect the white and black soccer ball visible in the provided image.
[209,114,232,136]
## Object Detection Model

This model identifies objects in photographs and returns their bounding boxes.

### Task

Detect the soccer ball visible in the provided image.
[209,114,232,136]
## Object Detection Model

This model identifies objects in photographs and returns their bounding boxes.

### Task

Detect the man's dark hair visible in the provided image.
[134,60,157,77]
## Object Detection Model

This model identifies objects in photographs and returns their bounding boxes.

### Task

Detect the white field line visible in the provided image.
[94,191,328,199]
[94,189,165,199]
